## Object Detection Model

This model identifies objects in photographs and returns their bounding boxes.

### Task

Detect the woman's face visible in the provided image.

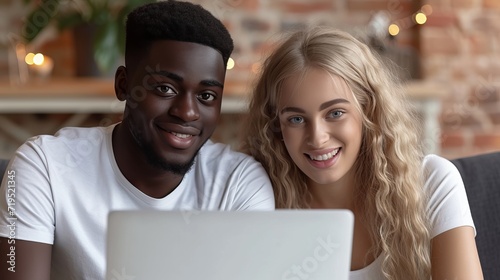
[277,68,363,186]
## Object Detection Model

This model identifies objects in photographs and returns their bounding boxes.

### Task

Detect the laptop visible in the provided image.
[106,210,354,280]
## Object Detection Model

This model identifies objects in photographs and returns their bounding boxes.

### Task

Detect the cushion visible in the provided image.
[451,152,500,279]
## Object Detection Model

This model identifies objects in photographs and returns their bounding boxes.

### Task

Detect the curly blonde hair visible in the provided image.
[240,26,431,279]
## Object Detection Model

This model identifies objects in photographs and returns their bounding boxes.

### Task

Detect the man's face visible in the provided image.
[120,40,226,174]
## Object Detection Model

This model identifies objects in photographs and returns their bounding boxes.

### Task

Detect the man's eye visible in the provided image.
[156,85,175,95]
[198,92,216,101]
[288,116,304,124]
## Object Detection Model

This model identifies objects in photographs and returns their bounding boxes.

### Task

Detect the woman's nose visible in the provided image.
[306,120,329,148]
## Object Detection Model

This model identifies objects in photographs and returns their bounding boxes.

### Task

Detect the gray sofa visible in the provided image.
[0,152,498,278]
[0,159,7,182]
[451,151,500,279]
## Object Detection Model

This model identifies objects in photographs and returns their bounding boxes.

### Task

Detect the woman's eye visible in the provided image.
[288,116,304,124]
[329,110,344,118]
[198,92,216,101]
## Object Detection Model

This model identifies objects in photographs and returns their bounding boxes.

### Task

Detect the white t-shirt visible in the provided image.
[349,154,475,280]
[0,124,275,279]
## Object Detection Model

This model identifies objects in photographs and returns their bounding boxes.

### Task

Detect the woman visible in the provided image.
[241,26,482,279]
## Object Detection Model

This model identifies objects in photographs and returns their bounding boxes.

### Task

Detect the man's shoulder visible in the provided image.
[28,125,113,145]
[196,140,266,175]
[199,140,256,163]
[18,125,115,159]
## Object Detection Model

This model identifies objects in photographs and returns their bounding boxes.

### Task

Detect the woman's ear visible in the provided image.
[114,66,128,101]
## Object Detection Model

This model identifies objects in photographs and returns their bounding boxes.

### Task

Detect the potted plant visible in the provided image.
[21,0,155,76]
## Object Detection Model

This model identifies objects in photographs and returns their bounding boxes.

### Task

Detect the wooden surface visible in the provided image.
[0,78,449,97]
[0,78,247,113]
[0,78,114,97]
[0,78,447,113]
[0,78,447,154]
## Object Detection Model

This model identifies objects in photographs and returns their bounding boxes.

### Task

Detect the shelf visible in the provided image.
[0,78,447,154]
[0,78,248,114]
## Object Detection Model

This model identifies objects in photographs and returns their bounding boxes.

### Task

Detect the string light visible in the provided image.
[387,4,431,36]
[415,12,427,24]
[25,52,54,77]
[227,57,235,70]
[33,53,45,65]
[421,4,433,15]
[25,52,35,65]
[251,63,261,74]
[388,24,400,36]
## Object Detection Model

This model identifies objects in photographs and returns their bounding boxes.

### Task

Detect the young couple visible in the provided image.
[0,1,482,279]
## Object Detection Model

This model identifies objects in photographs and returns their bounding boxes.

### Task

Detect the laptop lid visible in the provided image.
[106,210,354,280]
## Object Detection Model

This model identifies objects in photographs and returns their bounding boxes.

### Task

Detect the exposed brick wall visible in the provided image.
[421,0,500,158]
[1,0,419,82]
[3,0,498,159]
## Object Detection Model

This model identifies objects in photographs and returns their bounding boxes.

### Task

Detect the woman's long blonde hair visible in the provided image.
[240,26,431,279]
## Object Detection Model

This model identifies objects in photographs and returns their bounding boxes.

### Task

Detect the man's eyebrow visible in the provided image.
[201,80,224,89]
[149,70,183,82]
[148,70,223,89]
[280,98,350,115]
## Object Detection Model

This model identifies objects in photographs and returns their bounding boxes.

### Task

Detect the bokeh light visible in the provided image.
[251,63,261,74]
[388,24,400,36]
[33,53,45,66]
[25,53,35,65]
[227,57,235,70]
[421,4,433,15]
[415,12,427,25]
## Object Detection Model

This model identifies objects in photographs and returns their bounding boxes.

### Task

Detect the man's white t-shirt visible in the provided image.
[0,124,275,279]
[349,154,475,280]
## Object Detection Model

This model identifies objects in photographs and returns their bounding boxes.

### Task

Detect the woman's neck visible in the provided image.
[307,170,378,270]
[307,170,357,210]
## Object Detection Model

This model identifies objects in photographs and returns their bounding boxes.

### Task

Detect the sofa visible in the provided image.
[451,151,500,279]
[0,152,499,278]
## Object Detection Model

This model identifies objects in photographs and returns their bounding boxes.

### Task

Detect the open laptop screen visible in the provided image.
[106,210,353,280]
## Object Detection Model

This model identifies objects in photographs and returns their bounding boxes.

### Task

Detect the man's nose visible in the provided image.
[168,93,200,122]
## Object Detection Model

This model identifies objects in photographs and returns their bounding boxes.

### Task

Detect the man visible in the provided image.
[0,1,274,279]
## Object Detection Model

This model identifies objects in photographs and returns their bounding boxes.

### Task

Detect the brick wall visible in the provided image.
[196,0,420,94]
[420,0,500,158]
[1,0,499,159]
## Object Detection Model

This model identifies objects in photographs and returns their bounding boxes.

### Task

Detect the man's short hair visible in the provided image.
[125,0,234,67]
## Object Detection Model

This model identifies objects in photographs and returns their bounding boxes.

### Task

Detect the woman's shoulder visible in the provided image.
[421,154,462,181]
[421,155,475,238]
[421,154,466,206]
[422,154,456,170]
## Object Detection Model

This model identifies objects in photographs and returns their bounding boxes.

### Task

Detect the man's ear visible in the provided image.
[114,66,128,101]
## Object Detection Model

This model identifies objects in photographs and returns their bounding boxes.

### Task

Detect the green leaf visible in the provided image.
[56,12,85,30]
[127,0,156,7]
[115,0,156,55]
[116,10,128,56]
[94,21,120,74]
[22,1,60,42]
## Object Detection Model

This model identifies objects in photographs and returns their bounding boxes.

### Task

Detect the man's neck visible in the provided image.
[111,123,184,198]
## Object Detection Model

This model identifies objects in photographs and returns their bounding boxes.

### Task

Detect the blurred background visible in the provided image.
[0,0,499,160]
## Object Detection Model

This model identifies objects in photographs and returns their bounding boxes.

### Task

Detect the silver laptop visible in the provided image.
[106,210,354,280]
